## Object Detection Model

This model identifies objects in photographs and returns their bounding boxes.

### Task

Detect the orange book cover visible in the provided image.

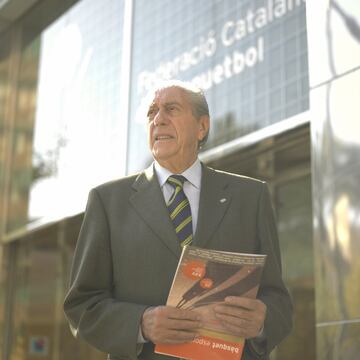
[155,245,266,360]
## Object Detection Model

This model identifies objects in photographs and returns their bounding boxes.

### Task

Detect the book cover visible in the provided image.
[155,245,266,360]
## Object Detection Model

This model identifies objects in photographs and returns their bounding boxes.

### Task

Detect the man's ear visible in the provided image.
[198,115,210,141]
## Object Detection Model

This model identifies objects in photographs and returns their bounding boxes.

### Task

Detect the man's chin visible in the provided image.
[152,151,172,163]
[152,146,175,160]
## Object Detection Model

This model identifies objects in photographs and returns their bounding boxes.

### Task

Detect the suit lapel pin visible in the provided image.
[220,198,227,203]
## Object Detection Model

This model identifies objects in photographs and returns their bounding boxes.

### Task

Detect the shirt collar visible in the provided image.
[154,159,202,189]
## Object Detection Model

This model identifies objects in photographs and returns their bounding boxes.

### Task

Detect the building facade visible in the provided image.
[0,0,359,359]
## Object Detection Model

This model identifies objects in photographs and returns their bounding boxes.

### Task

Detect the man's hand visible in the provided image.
[214,297,266,339]
[141,306,201,344]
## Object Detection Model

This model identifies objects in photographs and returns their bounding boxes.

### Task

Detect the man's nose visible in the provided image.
[153,109,168,126]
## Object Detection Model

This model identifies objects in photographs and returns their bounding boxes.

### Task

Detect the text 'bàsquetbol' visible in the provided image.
[137,0,305,94]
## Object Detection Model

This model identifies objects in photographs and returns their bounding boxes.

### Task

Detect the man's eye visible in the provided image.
[147,109,157,118]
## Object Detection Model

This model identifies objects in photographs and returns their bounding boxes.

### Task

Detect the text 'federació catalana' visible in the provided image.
[137,0,305,94]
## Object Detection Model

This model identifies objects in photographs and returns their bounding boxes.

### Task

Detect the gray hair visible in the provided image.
[151,80,210,147]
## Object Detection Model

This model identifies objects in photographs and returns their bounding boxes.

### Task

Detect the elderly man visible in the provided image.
[64,80,292,360]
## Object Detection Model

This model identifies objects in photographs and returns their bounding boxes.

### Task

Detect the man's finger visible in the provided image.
[164,318,202,330]
[214,304,252,320]
[165,307,202,321]
[215,313,251,327]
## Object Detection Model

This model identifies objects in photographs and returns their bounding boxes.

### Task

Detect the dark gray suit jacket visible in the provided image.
[63,164,292,360]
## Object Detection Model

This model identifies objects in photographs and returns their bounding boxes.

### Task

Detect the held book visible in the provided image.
[155,245,266,360]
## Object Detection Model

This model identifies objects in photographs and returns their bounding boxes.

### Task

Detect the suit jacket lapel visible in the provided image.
[194,165,232,248]
[129,165,182,258]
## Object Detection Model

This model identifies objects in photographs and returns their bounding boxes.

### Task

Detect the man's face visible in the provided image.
[147,86,209,173]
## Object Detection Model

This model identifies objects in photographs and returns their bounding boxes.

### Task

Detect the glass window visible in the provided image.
[2,0,126,231]
[127,0,309,172]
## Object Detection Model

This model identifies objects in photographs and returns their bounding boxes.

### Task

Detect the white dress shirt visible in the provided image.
[154,158,202,233]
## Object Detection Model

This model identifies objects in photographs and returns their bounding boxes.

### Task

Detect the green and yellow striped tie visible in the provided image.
[167,175,193,247]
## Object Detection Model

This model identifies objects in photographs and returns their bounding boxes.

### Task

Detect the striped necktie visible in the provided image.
[166,175,193,247]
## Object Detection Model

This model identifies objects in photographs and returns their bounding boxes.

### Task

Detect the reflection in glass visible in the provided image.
[6,37,40,233]
[29,0,125,224]
[274,175,315,360]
